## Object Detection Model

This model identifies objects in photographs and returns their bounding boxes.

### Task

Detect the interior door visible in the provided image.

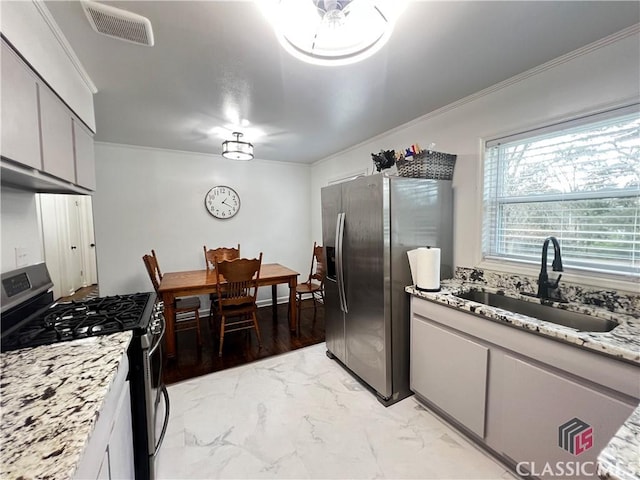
[78,195,98,286]
[342,175,390,397]
[38,194,98,298]
[65,197,83,293]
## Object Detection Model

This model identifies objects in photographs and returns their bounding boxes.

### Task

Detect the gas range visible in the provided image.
[1,292,152,351]
[1,263,155,352]
[1,263,167,480]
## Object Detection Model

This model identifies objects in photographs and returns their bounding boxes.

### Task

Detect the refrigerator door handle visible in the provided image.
[336,212,348,313]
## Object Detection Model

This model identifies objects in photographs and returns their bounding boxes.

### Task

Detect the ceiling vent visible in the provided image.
[81,1,154,46]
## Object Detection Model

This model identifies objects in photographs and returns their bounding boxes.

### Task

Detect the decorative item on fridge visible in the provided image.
[394,142,456,180]
[371,149,396,172]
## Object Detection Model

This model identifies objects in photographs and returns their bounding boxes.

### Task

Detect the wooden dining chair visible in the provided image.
[295,242,326,322]
[203,244,241,324]
[203,244,240,269]
[142,249,203,348]
[213,253,263,357]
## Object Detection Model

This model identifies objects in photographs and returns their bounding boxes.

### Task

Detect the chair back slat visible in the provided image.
[142,249,162,292]
[214,253,263,312]
[204,244,240,269]
[310,243,326,286]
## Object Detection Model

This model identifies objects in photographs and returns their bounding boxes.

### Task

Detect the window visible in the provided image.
[483,106,640,276]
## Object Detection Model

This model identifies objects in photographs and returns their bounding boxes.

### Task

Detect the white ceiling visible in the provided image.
[44,1,640,164]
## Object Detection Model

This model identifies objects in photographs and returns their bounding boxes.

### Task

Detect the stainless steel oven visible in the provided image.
[141,302,170,479]
[1,263,170,480]
[127,300,170,480]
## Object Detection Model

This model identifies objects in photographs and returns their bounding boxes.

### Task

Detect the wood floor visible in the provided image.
[163,300,326,385]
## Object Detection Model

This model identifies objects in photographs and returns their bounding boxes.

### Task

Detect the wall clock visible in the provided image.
[204,186,240,219]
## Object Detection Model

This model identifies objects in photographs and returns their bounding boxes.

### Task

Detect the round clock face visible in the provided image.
[204,186,240,219]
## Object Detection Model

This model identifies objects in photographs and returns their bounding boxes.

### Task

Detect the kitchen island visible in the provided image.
[0,332,132,479]
[407,268,639,480]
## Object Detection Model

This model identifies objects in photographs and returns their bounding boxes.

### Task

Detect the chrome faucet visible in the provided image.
[537,236,563,300]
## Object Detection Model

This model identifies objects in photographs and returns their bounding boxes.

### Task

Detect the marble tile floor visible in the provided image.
[157,343,517,480]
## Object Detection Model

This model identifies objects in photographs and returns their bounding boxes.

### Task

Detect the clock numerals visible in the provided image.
[205,186,240,219]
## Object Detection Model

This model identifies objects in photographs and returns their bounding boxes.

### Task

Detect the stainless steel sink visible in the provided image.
[454,289,619,332]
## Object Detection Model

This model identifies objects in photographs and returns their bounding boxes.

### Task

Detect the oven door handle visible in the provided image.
[148,312,166,357]
[153,385,170,457]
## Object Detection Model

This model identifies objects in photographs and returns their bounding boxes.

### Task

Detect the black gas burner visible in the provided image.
[1,292,153,352]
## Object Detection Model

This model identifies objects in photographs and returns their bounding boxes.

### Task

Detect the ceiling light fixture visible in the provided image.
[222,132,254,161]
[261,0,407,67]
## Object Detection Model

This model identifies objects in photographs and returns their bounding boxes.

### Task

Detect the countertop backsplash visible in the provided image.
[454,267,639,317]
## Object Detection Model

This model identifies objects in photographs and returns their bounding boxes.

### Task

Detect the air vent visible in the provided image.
[81,1,154,46]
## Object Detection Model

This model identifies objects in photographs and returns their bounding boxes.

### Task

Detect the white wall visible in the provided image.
[310,27,640,290]
[1,187,43,272]
[93,143,313,302]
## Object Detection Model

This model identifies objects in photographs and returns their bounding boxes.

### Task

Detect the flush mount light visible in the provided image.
[261,0,407,66]
[222,132,254,161]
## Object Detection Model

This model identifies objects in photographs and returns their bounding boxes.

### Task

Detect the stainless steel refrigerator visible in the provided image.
[321,173,453,405]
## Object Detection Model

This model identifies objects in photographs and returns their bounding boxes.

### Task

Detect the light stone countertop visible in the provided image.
[0,332,132,480]
[406,278,640,480]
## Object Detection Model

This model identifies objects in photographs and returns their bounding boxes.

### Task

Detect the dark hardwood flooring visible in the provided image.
[163,300,325,385]
[58,284,99,302]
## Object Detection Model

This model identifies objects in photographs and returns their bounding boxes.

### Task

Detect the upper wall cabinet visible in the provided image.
[1,39,96,193]
[40,86,76,184]
[1,42,41,170]
[74,120,96,191]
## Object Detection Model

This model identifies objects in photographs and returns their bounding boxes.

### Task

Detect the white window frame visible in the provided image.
[481,104,640,281]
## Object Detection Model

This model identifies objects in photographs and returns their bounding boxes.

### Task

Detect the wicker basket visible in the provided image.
[396,150,456,180]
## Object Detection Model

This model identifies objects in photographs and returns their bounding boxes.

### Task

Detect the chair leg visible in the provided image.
[195,311,202,347]
[252,312,262,347]
[219,315,225,357]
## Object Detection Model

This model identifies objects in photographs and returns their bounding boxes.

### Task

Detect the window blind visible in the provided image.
[483,106,640,275]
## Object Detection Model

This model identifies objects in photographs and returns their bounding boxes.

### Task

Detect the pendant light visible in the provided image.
[222,132,254,161]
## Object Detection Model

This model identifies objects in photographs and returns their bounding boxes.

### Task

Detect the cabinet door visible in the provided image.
[1,42,41,169]
[40,86,75,183]
[496,355,635,479]
[411,316,489,437]
[107,384,135,480]
[73,120,96,190]
[96,449,110,480]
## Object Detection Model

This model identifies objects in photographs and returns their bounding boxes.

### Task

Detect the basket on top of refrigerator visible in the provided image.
[396,149,457,180]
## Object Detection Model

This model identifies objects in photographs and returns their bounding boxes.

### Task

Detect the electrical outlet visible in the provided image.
[15,248,28,268]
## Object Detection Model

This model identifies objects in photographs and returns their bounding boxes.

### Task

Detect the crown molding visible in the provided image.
[313,23,640,167]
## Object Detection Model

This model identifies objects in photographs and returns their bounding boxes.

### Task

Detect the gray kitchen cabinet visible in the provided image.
[74,354,133,480]
[0,41,41,169]
[494,354,635,479]
[410,315,488,437]
[40,85,75,183]
[410,295,639,477]
[73,119,96,190]
[1,39,95,193]
[106,385,135,480]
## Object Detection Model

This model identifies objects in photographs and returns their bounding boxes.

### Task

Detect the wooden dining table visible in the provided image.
[158,263,299,359]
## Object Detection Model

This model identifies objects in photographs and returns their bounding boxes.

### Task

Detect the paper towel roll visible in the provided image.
[416,247,441,291]
[406,248,420,285]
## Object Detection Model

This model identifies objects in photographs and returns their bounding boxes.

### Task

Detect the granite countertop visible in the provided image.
[406,280,640,364]
[0,332,132,479]
[406,273,640,480]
